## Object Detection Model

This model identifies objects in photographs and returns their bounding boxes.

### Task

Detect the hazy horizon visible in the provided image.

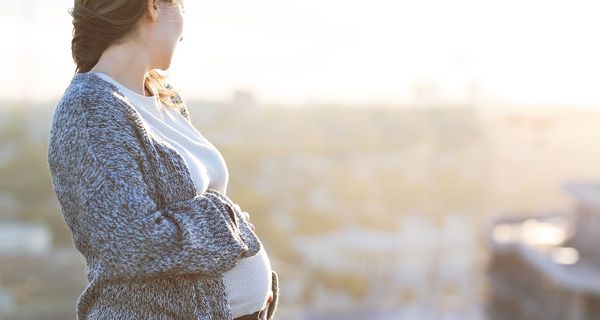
[3,0,600,108]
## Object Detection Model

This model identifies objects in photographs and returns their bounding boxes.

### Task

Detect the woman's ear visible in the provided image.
[146,0,160,22]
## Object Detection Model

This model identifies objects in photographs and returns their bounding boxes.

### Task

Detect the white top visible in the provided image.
[93,72,272,317]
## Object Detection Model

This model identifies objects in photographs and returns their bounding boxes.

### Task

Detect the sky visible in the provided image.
[1,0,600,107]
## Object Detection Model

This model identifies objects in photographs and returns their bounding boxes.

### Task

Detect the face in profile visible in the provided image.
[143,0,185,70]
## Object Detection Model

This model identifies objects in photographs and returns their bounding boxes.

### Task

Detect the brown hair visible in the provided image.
[69,0,184,110]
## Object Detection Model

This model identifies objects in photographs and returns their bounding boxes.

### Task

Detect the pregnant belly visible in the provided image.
[222,244,272,317]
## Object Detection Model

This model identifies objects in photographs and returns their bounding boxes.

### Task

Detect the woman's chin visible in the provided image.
[154,58,174,71]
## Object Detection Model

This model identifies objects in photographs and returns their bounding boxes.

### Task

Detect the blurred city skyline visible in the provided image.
[2,0,600,107]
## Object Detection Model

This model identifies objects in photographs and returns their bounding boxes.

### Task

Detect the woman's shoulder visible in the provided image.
[48,73,150,206]
[59,72,124,106]
[49,72,143,165]
[52,72,136,128]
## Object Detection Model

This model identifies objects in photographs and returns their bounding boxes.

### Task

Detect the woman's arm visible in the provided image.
[48,95,256,280]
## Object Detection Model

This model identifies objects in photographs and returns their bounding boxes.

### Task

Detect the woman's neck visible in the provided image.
[88,43,154,97]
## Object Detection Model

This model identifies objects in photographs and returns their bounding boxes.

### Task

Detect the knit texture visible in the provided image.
[47,72,280,319]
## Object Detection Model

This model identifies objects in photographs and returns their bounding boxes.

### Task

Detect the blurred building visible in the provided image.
[0,222,52,316]
[485,181,600,320]
[293,215,483,319]
[0,222,51,256]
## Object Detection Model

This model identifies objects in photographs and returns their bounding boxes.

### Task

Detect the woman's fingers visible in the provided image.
[233,203,242,212]
[243,212,255,231]
[232,203,254,230]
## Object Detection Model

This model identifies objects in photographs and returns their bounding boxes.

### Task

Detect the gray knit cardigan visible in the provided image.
[46,72,279,319]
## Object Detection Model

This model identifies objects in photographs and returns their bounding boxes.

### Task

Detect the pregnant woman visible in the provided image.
[46,0,279,319]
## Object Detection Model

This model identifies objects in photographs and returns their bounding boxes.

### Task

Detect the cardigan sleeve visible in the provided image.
[48,95,251,280]
[266,270,280,320]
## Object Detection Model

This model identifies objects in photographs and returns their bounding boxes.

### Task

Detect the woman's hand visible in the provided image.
[233,203,255,231]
